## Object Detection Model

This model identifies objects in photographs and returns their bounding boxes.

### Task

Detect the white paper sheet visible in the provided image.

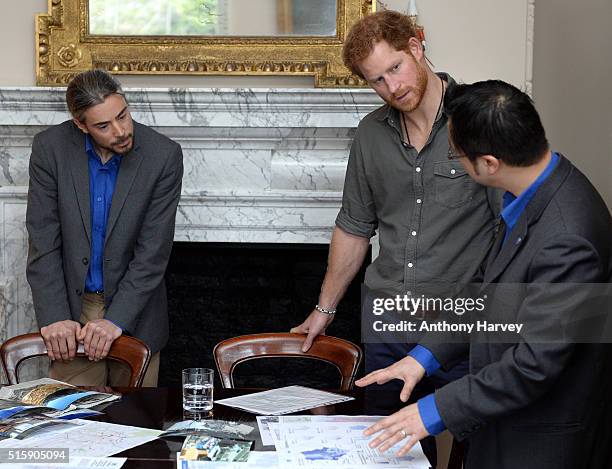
[216,386,353,415]
[273,415,430,468]
[255,416,278,446]
[176,451,278,468]
[0,419,161,458]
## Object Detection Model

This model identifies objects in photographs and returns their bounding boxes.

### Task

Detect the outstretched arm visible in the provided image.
[291,227,369,351]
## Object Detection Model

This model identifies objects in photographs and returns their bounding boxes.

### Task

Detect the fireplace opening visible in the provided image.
[159,242,370,388]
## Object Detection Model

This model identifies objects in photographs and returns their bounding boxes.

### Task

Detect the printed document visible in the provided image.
[176,451,277,468]
[273,415,429,468]
[0,419,161,457]
[216,386,353,415]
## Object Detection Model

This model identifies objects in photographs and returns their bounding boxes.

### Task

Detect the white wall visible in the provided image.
[0,0,47,86]
[383,0,530,88]
[532,0,612,209]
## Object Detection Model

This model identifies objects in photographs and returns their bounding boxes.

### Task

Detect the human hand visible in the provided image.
[290,309,335,352]
[355,355,426,402]
[364,403,429,456]
[77,319,122,361]
[40,320,82,361]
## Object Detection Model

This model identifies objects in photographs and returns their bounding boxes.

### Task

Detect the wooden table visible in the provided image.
[99,387,405,468]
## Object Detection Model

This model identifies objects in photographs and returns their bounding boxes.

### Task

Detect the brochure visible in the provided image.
[0,398,102,421]
[0,415,83,440]
[178,434,253,462]
[0,378,119,410]
[161,419,254,439]
[0,378,116,440]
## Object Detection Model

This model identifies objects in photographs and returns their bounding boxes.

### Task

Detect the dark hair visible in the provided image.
[66,69,125,122]
[444,80,549,167]
[342,10,418,78]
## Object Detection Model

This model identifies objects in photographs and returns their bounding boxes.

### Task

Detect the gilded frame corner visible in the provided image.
[36,0,375,87]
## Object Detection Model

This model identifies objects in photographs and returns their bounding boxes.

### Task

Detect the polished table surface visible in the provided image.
[98,387,402,469]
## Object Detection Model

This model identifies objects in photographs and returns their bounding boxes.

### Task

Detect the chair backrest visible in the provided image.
[0,333,151,387]
[213,333,362,391]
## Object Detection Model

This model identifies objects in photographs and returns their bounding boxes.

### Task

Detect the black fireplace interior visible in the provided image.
[159,242,369,388]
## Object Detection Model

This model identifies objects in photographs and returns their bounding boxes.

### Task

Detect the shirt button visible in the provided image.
[411,231,417,236]
[450,169,456,175]
[416,198,422,204]
[408,262,414,268]
[415,167,421,173]
[97,197,102,202]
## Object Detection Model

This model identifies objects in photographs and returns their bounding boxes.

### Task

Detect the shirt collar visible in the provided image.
[501,152,560,233]
[85,134,121,166]
[85,133,96,156]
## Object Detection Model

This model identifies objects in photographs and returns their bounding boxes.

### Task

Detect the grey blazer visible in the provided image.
[26,120,183,353]
[421,155,612,469]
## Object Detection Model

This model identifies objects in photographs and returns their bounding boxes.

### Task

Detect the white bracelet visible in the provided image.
[315,304,336,315]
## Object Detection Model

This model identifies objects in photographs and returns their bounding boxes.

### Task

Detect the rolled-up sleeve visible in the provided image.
[335,131,377,238]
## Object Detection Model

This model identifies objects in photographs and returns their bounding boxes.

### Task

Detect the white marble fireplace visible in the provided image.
[0,87,381,341]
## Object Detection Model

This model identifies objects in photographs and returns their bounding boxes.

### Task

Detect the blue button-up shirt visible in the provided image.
[84,135,121,293]
[501,152,559,242]
[408,152,560,436]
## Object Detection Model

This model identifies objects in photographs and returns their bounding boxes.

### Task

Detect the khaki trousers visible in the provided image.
[49,293,159,386]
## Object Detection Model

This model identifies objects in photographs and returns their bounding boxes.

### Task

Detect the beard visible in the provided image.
[389,60,428,113]
[104,134,134,156]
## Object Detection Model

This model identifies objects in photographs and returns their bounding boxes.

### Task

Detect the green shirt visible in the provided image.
[336,74,500,298]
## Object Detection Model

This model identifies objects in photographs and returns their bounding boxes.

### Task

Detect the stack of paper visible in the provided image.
[0,379,119,440]
[260,415,430,468]
[216,386,354,415]
[178,415,429,468]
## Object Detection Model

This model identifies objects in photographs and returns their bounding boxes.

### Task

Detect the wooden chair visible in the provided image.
[0,332,151,387]
[214,333,362,391]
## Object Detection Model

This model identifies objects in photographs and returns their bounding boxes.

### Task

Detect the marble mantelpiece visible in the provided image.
[0,87,381,340]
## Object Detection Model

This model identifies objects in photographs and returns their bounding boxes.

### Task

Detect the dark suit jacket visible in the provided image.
[421,155,612,469]
[26,120,183,353]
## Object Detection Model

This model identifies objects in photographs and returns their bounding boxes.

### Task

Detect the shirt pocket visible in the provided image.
[433,161,474,208]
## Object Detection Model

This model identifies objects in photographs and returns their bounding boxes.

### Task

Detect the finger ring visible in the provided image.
[399,429,407,438]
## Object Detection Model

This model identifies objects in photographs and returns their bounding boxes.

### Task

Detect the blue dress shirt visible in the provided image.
[408,152,560,435]
[84,135,121,293]
[408,345,445,435]
[501,152,559,242]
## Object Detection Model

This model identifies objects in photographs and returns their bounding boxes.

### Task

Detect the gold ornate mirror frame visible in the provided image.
[37,0,375,87]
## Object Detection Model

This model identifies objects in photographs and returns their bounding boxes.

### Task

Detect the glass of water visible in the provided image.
[182,368,214,411]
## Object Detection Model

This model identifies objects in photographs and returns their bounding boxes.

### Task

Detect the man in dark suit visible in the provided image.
[356,80,612,468]
[26,69,183,386]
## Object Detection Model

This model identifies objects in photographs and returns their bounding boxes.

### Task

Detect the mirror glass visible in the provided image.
[89,0,338,37]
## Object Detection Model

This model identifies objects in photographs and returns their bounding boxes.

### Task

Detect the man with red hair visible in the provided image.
[292,9,500,432]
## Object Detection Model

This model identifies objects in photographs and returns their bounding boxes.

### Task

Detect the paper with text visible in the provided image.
[216,386,353,415]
